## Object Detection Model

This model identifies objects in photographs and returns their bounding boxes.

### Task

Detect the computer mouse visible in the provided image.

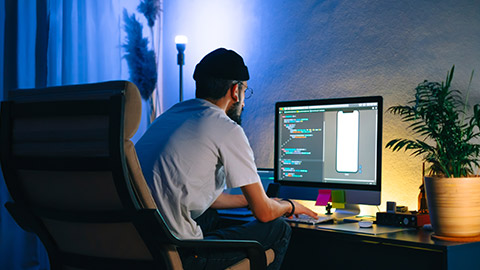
[358,220,373,228]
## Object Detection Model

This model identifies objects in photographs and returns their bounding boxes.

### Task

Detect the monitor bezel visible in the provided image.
[273,95,383,192]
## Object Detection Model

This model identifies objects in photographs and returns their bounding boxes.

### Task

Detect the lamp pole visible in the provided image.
[175,35,188,102]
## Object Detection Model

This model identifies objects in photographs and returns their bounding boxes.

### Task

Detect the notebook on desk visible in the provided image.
[218,207,253,217]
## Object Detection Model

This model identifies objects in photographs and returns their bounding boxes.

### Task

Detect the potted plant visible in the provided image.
[386,66,480,239]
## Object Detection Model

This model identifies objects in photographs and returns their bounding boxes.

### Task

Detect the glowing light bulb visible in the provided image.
[175,35,188,45]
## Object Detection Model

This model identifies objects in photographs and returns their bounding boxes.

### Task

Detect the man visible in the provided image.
[135,48,317,269]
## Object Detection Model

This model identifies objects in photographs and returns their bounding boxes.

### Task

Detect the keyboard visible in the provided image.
[284,214,334,225]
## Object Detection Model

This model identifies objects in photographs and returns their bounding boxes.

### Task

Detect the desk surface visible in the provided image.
[219,214,480,269]
[220,214,479,247]
[289,222,479,250]
[283,222,480,270]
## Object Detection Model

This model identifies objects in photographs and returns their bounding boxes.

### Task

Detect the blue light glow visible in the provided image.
[163,0,254,109]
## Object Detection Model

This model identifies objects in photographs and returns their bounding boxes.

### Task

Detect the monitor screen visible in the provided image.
[274,96,382,205]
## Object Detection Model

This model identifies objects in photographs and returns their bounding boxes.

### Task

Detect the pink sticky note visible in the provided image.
[315,190,331,206]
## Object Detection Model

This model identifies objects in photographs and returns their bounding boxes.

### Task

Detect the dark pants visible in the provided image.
[179,209,291,270]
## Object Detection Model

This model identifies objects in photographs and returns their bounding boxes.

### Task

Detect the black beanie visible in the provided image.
[193,48,249,81]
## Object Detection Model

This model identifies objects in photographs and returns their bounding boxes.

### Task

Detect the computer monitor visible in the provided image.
[274,96,382,215]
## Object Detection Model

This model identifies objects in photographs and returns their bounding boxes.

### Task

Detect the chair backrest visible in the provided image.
[0,81,183,269]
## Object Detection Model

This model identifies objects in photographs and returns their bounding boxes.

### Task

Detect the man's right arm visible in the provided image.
[241,182,317,222]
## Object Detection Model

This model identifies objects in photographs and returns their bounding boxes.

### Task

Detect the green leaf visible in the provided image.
[386,66,479,177]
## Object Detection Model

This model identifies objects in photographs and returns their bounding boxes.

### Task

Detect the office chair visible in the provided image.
[0,81,274,270]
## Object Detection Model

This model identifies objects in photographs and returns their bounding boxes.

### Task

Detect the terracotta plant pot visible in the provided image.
[424,176,480,238]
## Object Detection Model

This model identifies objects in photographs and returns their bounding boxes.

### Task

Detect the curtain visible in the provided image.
[0,1,163,269]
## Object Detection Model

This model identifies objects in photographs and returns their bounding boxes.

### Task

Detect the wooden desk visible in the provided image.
[282,223,480,270]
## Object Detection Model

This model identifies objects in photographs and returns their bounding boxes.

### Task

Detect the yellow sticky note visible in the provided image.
[332,202,345,209]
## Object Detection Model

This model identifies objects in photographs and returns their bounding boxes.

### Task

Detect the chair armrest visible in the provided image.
[136,208,268,270]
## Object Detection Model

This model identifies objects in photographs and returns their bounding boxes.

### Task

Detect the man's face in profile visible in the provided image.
[226,82,246,125]
[227,101,243,125]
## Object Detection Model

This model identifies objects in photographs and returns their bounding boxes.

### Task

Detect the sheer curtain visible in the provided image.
[47,0,125,86]
[0,1,163,269]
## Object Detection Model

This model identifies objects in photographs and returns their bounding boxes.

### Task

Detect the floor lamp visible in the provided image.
[175,35,188,102]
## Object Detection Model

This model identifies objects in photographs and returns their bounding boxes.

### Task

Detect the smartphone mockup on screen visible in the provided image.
[336,110,359,173]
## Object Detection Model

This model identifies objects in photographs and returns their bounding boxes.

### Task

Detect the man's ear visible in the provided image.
[229,83,240,102]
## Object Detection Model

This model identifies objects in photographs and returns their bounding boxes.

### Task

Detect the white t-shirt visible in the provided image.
[135,99,260,239]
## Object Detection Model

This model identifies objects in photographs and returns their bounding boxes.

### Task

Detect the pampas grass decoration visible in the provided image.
[122,9,157,101]
[137,0,161,28]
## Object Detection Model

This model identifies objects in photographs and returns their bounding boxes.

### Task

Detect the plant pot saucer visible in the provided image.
[432,234,480,243]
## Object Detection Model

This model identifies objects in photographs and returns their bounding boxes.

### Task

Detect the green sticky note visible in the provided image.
[331,190,345,203]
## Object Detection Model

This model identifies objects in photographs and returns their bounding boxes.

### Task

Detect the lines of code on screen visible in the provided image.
[278,107,325,182]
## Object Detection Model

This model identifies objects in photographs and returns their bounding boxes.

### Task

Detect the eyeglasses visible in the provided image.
[237,82,253,99]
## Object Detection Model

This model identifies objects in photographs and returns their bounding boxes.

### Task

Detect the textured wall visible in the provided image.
[163,0,480,213]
